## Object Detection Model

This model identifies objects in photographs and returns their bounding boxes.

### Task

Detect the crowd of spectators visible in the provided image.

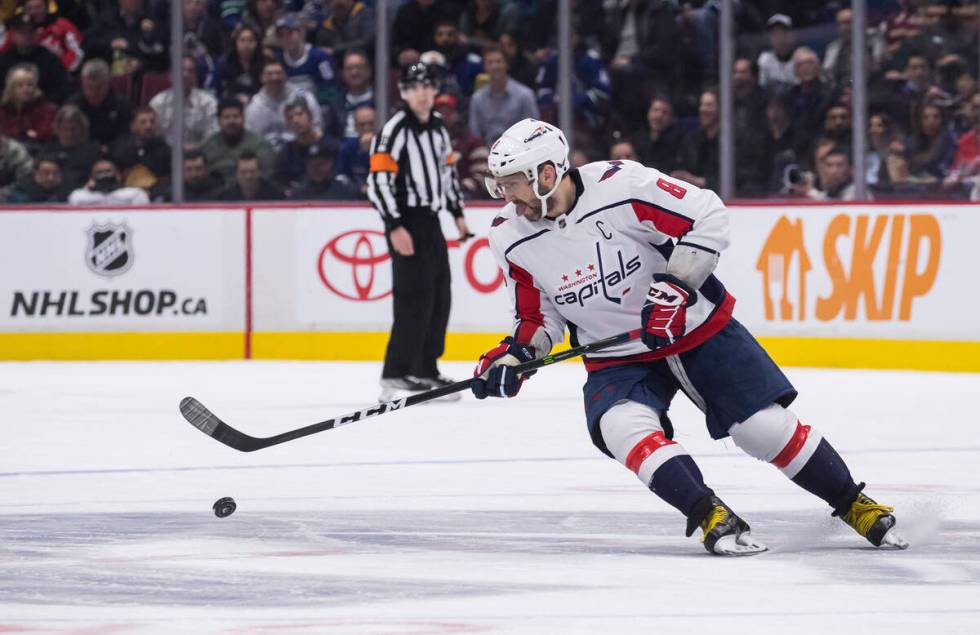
[0,0,978,204]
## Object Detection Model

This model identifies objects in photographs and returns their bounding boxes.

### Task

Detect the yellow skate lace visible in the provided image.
[843,496,894,537]
[700,504,730,543]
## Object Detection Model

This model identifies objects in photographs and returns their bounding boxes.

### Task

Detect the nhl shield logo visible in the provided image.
[85,223,133,277]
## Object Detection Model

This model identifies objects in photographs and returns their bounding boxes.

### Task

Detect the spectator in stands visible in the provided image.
[943,107,980,197]
[805,146,858,201]
[182,0,224,60]
[181,149,222,201]
[460,0,521,50]
[68,158,151,205]
[0,63,57,149]
[276,13,338,106]
[610,139,637,161]
[632,96,682,174]
[0,133,32,201]
[218,151,284,200]
[244,0,284,41]
[757,13,797,89]
[729,57,768,194]
[673,88,719,191]
[788,47,832,141]
[0,13,70,105]
[335,104,373,195]
[536,33,611,132]
[149,55,219,148]
[316,0,374,60]
[83,0,167,74]
[821,103,852,152]
[109,106,172,192]
[202,97,275,186]
[67,59,134,147]
[906,102,956,181]
[15,0,85,73]
[867,112,900,188]
[893,53,946,134]
[288,138,358,200]
[211,23,263,102]
[602,0,681,127]
[432,18,483,98]
[45,105,101,191]
[276,97,335,193]
[245,58,323,153]
[391,0,450,67]
[335,49,374,139]
[7,154,67,203]
[498,31,536,93]
[951,73,978,135]
[468,44,538,146]
[761,90,800,194]
[570,148,589,168]
[822,8,852,89]
[433,93,488,200]
[879,0,927,62]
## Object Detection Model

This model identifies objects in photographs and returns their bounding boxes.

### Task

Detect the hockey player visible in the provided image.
[472,118,908,555]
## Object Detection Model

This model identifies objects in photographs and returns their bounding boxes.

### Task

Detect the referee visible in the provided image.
[368,62,470,401]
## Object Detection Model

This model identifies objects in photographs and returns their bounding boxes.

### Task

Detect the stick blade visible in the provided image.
[179,396,266,452]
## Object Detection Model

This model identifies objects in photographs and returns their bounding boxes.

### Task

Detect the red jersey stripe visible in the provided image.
[631,200,695,238]
[507,260,545,345]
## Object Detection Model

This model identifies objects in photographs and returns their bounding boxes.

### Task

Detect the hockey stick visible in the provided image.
[179,328,642,452]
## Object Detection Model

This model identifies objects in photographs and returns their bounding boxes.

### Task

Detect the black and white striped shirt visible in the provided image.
[367,107,463,229]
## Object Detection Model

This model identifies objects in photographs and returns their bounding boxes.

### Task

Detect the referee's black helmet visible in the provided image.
[399,62,439,90]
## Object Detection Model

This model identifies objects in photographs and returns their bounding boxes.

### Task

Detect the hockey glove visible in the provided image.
[641,273,696,350]
[471,337,536,399]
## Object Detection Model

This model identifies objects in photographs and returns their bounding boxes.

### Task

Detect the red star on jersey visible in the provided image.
[561,274,569,282]
[575,269,582,276]
[587,263,595,271]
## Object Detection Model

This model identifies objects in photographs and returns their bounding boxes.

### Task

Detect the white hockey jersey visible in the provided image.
[488,160,735,371]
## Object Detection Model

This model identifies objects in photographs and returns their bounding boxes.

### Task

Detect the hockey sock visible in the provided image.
[649,455,715,517]
[790,438,858,509]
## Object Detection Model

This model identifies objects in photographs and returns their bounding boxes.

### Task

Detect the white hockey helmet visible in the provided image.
[485,119,569,216]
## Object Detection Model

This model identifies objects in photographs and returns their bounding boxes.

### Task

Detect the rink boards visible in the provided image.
[0,201,977,371]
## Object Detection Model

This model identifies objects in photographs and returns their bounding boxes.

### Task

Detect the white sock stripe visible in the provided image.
[779,428,824,478]
[636,442,688,487]
[498,367,508,397]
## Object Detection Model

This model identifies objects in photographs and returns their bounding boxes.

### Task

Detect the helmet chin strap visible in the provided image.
[529,169,560,219]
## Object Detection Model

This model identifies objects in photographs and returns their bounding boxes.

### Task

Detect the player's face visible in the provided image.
[495,173,541,219]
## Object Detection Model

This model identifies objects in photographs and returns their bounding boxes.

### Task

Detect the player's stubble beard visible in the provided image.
[514,197,543,221]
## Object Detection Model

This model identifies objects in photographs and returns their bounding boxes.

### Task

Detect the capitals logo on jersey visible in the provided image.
[554,242,642,306]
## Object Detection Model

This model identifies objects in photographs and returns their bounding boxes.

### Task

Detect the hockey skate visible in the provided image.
[409,374,462,402]
[378,376,432,402]
[835,484,909,550]
[686,495,768,556]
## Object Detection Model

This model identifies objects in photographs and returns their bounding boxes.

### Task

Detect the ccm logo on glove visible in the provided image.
[641,273,696,350]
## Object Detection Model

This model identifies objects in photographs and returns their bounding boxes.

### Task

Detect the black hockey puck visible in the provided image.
[213,496,236,518]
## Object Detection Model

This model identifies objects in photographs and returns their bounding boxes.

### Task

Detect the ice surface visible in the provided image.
[1,360,979,634]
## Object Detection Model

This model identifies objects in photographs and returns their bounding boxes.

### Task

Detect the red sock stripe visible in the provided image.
[625,431,676,474]
[771,422,811,469]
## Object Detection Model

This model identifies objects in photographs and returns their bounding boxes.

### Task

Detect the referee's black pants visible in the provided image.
[381,213,451,379]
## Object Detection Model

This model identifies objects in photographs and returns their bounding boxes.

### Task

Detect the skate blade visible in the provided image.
[711,532,769,556]
[879,527,910,550]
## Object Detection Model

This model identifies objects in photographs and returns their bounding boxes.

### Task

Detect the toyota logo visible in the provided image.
[317,229,392,301]
[317,229,506,301]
